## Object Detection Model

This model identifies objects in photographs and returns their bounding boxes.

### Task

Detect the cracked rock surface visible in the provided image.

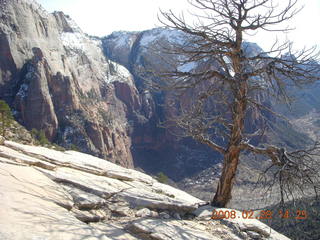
[0,141,290,240]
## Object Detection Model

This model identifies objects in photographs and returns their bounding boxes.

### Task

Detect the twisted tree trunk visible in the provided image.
[212,72,248,207]
[212,147,241,207]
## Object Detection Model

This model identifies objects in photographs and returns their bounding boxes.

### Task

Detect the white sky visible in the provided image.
[36,0,320,51]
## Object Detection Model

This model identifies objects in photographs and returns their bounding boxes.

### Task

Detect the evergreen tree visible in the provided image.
[31,128,49,146]
[157,172,169,184]
[0,100,13,138]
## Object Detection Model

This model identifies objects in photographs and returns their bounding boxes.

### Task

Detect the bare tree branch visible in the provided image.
[150,0,320,207]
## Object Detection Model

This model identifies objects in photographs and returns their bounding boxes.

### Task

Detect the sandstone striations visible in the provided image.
[0,140,290,240]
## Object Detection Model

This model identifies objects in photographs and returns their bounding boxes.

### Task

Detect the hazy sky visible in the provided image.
[36,0,320,51]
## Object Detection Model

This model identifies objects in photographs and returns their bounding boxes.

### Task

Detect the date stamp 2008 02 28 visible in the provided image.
[211,209,308,220]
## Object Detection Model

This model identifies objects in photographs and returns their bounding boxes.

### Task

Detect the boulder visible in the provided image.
[193,205,214,220]
[135,208,151,217]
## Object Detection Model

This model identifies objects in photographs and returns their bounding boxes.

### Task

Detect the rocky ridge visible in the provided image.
[0,0,152,168]
[0,140,289,240]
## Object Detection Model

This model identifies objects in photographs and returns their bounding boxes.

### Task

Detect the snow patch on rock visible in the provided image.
[16,83,29,98]
[60,32,86,51]
[109,31,137,49]
[140,28,187,47]
[108,62,132,83]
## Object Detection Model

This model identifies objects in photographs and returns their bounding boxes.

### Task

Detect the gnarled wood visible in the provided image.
[156,0,320,207]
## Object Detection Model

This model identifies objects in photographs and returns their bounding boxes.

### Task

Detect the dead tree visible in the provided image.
[153,0,320,207]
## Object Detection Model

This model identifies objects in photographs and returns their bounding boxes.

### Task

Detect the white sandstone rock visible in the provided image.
[127,219,221,240]
[0,162,111,240]
[135,208,151,217]
[0,141,291,240]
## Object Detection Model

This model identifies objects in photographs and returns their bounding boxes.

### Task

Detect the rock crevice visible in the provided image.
[0,140,290,240]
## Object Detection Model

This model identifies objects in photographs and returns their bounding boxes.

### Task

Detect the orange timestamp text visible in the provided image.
[211,209,307,220]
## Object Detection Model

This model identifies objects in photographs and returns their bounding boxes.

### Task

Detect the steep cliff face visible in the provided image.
[1,0,220,177]
[103,28,314,180]
[103,29,223,179]
[0,0,145,167]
